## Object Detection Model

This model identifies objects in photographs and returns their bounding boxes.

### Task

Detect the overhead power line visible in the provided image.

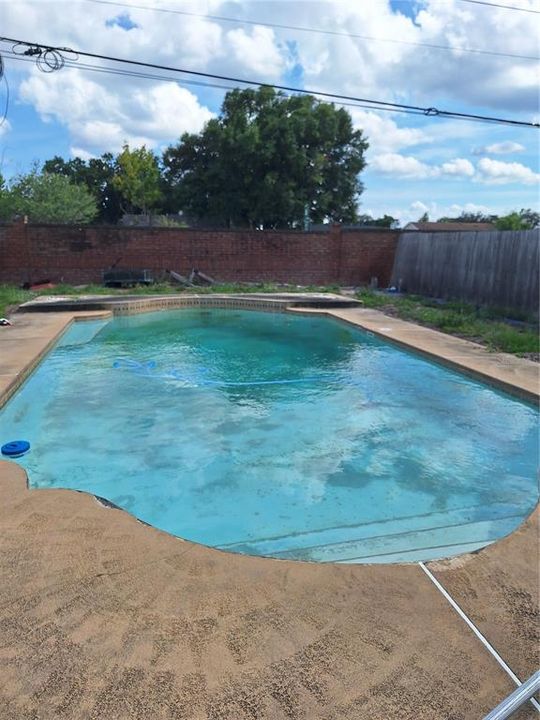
[85,0,539,61]
[457,0,540,13]
[2,50,437,120]
[0,55,9,129]
[0,36,538,128]
[4,50,520,126]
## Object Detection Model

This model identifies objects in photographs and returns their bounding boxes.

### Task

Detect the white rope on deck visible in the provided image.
[418,561,540,714]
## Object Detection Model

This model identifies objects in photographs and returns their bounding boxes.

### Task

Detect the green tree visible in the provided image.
[43,153,122,223]
[162,87,368,228]
[495,211,533,230]
[358,214,399,228]
[0,173,14,219]
[0,168,98,224]
[436,211,496,224]
[515,208,539,229]
[113,144,162,215]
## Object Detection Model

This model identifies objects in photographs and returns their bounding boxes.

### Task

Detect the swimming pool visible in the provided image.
[1,309,538,563]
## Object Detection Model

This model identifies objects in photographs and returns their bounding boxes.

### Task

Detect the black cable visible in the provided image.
[3,52,520,125]
[4,52,506,123]
[85,0,540,61]
[2,51,432,119]
[457,0,540,13]
[1,37,538,128]
[12,42,79,72]
[2,50,530,129]
[0,54,9,128]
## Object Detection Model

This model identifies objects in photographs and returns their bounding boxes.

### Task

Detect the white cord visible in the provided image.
[418,561,540,713]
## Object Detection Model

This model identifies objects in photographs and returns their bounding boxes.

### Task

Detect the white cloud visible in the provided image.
[0,120,11,138]
[19,69,214,155]
[371,153,539,185]
[473,141,526,155]
[410,200,430,215]
[69,147,94,162]
[2,0,286,156]
[386,200,497,226]
[283,0,539,112]
[349,109,431,153]
[2,0,539,221]
[226,26,287,79]
[371,154,476,179]
[447,202,492,215]
[476,157,540,185]
[370,153,436,179]
[440,158,475,177]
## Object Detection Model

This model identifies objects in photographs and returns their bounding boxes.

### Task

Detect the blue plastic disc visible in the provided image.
[1,440,30,457]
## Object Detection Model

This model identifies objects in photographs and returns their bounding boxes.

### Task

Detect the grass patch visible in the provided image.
[3,280,536,358]
[356,288,539,356]
[28,281,340,296]
[0,280,339,316]
[181,282,341,294]
[0,284,33,318]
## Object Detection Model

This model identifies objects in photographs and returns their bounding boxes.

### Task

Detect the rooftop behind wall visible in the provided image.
[391,229,540,315]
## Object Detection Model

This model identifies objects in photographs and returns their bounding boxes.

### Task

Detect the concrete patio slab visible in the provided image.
[428,508,539,683]
[0,461,536,720]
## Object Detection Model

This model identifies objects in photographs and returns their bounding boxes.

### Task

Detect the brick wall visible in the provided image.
[0,221,399,287]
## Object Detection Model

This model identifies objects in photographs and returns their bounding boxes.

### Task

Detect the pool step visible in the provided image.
[279,515,522,563]
[56,319,110,347]
[218,503,530,564]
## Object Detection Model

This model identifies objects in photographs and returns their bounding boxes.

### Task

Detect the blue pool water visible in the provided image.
[1,309,538,563]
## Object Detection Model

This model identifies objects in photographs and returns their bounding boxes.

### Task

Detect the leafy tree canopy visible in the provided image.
[437,211,495,224]
[495,210,540,230]
[357,213,400,229]
[437,208,539,229]
[162,87,368,228]
[43,153,122,224]
[517,208,540,228]
[0,168,98,224]
[113,144,162,215]
[0,173,11,220]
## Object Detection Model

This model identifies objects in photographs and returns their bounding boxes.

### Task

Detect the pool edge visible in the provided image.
[288,305,539,404]
[0,311,113,410]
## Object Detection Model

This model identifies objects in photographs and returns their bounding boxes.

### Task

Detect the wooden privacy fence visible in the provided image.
[391,229,540,314]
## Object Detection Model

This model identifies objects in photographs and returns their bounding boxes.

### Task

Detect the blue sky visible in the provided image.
[1,0,538,224]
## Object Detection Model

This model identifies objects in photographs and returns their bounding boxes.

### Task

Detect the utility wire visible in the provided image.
[85,0,539,61]
[2,50,434,120]
[0,54,9,129]
[5,50,512,127]
[457,0,540,13]
[0,37,538,128]
[4,51,528,126]
[2,51,241,94]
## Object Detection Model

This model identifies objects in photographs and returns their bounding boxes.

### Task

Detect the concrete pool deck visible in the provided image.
[0,299,538,719]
